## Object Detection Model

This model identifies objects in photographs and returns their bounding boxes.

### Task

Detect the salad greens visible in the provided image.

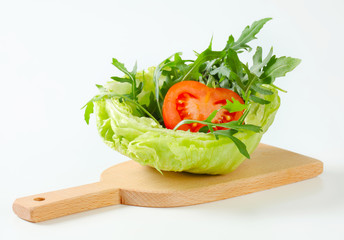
[83,18,301,174]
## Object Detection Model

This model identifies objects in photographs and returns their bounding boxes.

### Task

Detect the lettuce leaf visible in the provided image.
[94,70,280,174]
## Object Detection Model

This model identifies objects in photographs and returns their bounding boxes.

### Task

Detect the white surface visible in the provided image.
[1,0,344,239]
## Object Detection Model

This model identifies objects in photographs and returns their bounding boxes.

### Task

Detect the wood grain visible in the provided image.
[13,182,120,222]
[13,144,323,222]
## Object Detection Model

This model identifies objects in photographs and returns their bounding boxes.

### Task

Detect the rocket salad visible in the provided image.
[83,18,301,174]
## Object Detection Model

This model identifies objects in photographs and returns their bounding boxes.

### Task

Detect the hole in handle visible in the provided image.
[34,197,45,201]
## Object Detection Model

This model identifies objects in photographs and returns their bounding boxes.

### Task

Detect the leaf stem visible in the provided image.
[119,97,160,125]
[270,84,287,93]
[245,75,257,96]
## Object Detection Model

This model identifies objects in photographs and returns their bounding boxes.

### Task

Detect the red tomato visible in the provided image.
[162,81,245,132]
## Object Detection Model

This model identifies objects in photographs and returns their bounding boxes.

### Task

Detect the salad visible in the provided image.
[83,18,301,175]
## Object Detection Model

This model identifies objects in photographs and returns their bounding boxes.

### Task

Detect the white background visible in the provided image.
[1,0,344,239]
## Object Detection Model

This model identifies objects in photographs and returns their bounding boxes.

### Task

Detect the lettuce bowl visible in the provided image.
[92,67,281,175]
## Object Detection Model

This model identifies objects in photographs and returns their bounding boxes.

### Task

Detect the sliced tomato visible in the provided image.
[162,81,245,132]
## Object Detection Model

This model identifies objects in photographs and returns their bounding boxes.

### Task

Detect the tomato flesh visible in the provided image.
[162,81,245,132]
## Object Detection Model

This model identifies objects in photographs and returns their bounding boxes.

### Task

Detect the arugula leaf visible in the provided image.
[110,76,131,83]
[95,84,106,92]
[83,101,94,125]
[261,56,301,84]
[251,84,274,95]
[112,58,139,100]
[250,47,274,76]
[237,105,250,125]
[252,46,263,66]
[210,63,230,78]
[270,83,287,93]
[173,119,261,133]
[136,81,143,96]
[141,92,160,122]
[226,49,244,79]
[225,35,235,50]
[213,130,250,158]
[112,58,135,82]
[222,98,248,113]
[203,97,248,124]
[182,38,226,81]
[206,75,217,88]
[153,53,191,120]
[131,61,137,76]
[249,95,271,104]
[225,49,246,91]
[229,18,272,51]
[242,63,258,96]
[204,109,218,122]
[217,122,261,132]
[182,49,225,81]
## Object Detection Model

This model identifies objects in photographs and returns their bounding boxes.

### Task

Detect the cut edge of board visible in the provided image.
[119,160,323,207]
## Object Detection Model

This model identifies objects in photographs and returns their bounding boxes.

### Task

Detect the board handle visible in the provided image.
[13,182,120,223]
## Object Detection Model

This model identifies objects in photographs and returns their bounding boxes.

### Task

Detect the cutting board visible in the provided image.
[13,144,323,223]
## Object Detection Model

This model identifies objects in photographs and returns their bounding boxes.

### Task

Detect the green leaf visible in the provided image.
[237,105,251,124]
[198,126,209,133]
[225,49,246,91]
[153,57,170,119]
[83,101,94,125]
[230,18,272,51]
[251,84,274,95]
[213,130,251,158]
[112,58,138,100]
[261,56,301,83]
[142,92,162,124]
[251,47,274,76]
[242,63,258,95]
[111,76,131,83]
[203,97,248,125]
[240,89,251,104]
[135,81,143,96]
[193,50,200,56]
[250,95,271,104]
[206,75,217,88]
[226,49,243,78]
[224,35,235,50]
[173,118,261,134]
[112,58,135,81]
[208,35,214,50]
[181,48,225,81]
[131,61,137,75]
[222,98,248,113]
[270,83,287,93]
[95,84,106,92]
[219,78,231,88]
[205,109,218,122]
[210,63,230,78]
[219,122,261,132]
[252,46,263,66]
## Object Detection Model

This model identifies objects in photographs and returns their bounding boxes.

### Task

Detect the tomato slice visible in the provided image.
[162,81,245,132]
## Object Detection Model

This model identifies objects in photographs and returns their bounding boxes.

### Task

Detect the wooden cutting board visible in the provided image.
[13,144,323,223]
